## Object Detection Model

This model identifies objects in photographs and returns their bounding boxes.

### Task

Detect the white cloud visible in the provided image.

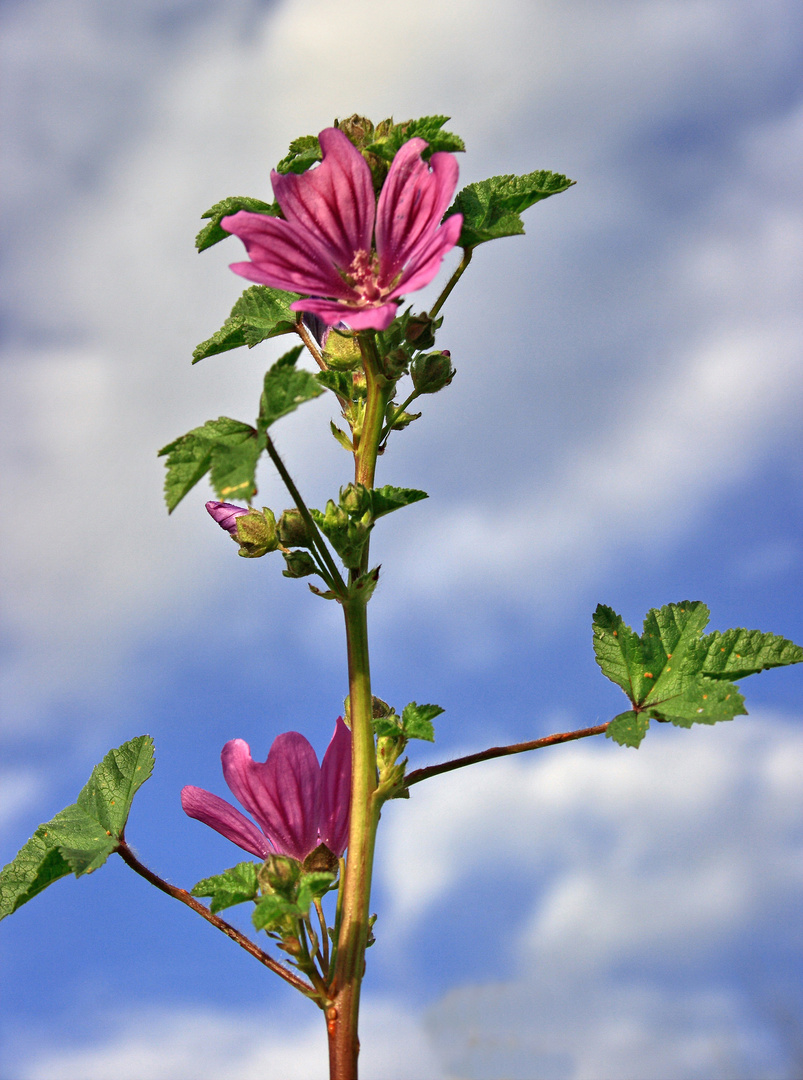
[18,999,446,1080]
[379,716,803,966]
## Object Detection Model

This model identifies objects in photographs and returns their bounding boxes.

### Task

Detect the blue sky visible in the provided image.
[2,1,802,1077]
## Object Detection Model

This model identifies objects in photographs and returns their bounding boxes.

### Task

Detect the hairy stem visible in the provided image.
[295,314,326,370]
[327,331,388,1079]
[428,247,473,319]
[116,838,314,998]
[264,434,348,595]
[405,722,611,787]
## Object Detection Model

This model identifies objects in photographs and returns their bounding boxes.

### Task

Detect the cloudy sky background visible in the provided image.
[2,1,802,1077]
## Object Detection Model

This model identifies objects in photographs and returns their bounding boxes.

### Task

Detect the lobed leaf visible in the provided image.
[366,115,465,161]
[594,601,802,748]
[370,485,428,519]
[158,417,259,512]
[401,702,442,742]
[191,862,260,914]
[193,286,300,363]
[446,170,575,248]
[196,196,280,252]
[0,736,153,920]
[259,346,324,431]
[606,711,650,749]
[275,135,323,175]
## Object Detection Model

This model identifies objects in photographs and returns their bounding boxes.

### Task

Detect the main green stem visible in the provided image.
[327,334,390,1080]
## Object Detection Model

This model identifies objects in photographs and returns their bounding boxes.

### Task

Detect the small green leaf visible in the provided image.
[330,421,354,452]
[367,115,465,162]
[252,891,294,931]
[446,170,574,248]
[606,711,650,748]
[193,286,300,363]
[191,862,260,914]
[0,736,154,920]
[275,134,323,175]
[196,196,280,252]
[370,485,428,519]
[401,702,442,742]
[158,417,259,511]
[693,628,803,680]
[258,346,324,431]
[317,370,353,400]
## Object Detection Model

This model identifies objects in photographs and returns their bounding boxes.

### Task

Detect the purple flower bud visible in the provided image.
[206,500,250,536]
[181,718,352,863]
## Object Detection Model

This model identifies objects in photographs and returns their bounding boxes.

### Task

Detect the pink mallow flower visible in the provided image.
[206,500,249,535]
[181,718,352,862]
[221,127,463,332]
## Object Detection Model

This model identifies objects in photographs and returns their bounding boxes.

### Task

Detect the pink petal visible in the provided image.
[270,128,374,270]
[222,736,320,862]
[181,785,271,860]
[290,297,400,331]
[390,212,463,297]
[375,140,460,283]
[318,717,352,856]
[223,211,352,298]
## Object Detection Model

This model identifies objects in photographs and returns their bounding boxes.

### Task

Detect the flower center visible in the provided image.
[345,249,385,304]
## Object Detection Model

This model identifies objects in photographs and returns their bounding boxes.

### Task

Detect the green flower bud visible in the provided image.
[410,350,455,395]
[282,550,318,578]
[259,853,301,896]
[339,483,372,516]
[234,507,278,558]
[379,347,409,380]
[404,314,437,350]
[323,330,363,372]
[277,508,311,547]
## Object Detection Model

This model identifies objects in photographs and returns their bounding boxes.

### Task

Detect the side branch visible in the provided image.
[116,838,314,997]
[405,722,611,787]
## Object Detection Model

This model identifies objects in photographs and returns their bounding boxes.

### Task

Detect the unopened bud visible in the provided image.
[259,853,301,895]
[380,347,409,380]
[282,550,318,578]
[206,501,249,536]
[323,330,362,372]
[339,483,371,516]
[234,508,278,558]
[410,351,455,395]
[277,508,311,547]
[404,314,437,350]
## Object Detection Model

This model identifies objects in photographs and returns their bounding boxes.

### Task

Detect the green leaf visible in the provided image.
[158,417,259,511]
[191,862,260,914]
[446,170,574,248]
[252,891,294,931]
[276,135,323,175]
[317,370,353,400]
[0,736,154,920]
[650,676,746,728]
[259,346,324,430]
[606,711,650,749]
[330,421,354,452]
[366,115,465,162]
[370,485,428,519]
[193,286,301,363]
[693,628,803,680]
[196,196,280,252]
[401,702,442,742]
[592,604,646,699]
[595,601,802,747]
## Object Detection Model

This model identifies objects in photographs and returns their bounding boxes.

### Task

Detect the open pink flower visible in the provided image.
[221,128,463,331]
[181,718,351,862]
